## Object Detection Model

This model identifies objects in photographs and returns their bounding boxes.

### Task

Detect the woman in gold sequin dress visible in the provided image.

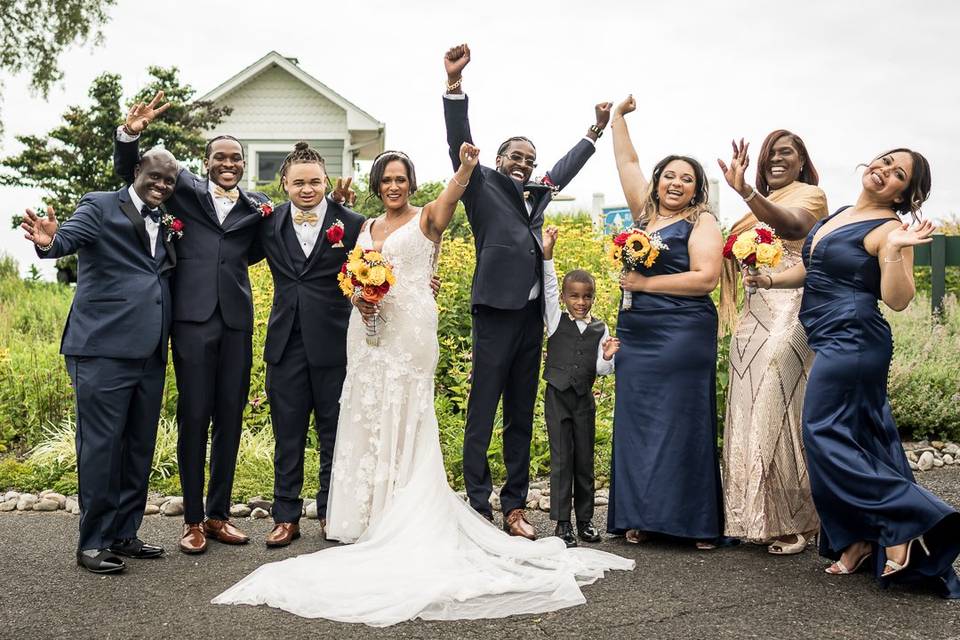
[717,131,828,554]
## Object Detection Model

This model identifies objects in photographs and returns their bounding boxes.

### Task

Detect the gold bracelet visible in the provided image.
[446,77,462,92]
[452,175,469,188]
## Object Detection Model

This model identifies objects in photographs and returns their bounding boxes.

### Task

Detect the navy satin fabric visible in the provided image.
[800,210,960,597]
[608,220,724,539]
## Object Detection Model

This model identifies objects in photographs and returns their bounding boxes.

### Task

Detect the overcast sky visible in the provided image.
[2,0,958,276]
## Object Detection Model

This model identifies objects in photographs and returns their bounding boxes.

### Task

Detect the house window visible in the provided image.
[257,152,287,184]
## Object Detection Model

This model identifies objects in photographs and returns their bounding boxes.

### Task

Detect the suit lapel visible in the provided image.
[222,190,256,231]
[273,203,297,274]
[195,177,223,228]
[159,218,177,274]
[118,190,152,256]
[492,170,532,225]
[302,199,337,275]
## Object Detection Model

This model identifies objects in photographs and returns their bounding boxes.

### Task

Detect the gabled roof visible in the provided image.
[198,51,383,132]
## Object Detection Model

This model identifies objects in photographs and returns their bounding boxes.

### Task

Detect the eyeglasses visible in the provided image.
[499,153,537,169]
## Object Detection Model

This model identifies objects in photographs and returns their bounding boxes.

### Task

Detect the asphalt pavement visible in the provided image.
[3,470,960,640]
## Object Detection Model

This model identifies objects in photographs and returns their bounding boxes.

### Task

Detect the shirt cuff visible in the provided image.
[116,125,140,142]
[444,93,467,100]
[582,136,596,147]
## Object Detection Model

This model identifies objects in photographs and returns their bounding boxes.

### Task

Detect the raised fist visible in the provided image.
[444,44,471,80]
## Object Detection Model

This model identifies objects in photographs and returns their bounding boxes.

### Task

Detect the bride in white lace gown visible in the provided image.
[213,145,633,626]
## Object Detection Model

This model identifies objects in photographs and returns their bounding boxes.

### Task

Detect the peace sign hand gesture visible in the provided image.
[717,138,751,199]
[331,177,357,207]
[123,90,172,135]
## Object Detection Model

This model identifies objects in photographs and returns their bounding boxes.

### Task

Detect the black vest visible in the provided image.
[543,315,606,395]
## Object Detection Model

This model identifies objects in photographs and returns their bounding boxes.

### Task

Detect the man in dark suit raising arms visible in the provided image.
[22,148,178,573]
[113,93,270,553]
[442,44,611,539]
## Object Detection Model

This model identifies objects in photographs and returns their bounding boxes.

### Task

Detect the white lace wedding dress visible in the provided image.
[213,212,633,626]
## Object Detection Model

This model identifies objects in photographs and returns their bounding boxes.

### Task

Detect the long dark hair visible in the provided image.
[755,129,819,197]
[634,155,710,227]
[868,148,931,219]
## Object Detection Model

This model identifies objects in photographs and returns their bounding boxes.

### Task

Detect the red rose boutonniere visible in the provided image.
[256,201,274,218]
[326,219,345,248]
[524,174,559,201]
[161,212,184,242]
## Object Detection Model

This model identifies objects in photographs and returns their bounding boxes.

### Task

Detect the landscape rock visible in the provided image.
[934,458,945,468]
[909,461,920,471]
[143,504,160,516]
[146,496,168,507]
[3,491,19,502]
[250,507,269,519]
[160,497,184,516]
[304,501,318,520]
[16,494,37,511]
[945,455,955,465]
[529,481,548,491]
[45,493,66,509]
[918,451,935,471]
[32,499,59,511]
[490,492,501,512]
[538,495,550,511]
[70,504,81,515]
[527,489,542,504]
[595,495,609,506]
[0,500,16,512]
[65,497,78,513]
[230,504,251,518]
[247,497,272,511]
[932,441,946,450]
[906,450,919,463]
[943,443,960,456]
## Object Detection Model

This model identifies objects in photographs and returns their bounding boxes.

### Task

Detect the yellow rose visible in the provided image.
[386,270,396,286]
[367,265,387,286]
[732,234,756,261]
[365,251,384,263]
[755,242,781,267]
[348,246,363,261]
[346,259,365,275]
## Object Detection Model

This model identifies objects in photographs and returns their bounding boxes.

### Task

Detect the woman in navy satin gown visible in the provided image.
[607,96,725,548]
[746,148,960,597]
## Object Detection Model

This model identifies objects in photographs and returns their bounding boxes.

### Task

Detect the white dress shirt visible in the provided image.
[543,259,614,375]
[128,186,159,258]
[291,198,329,258]
[207,180,238,225]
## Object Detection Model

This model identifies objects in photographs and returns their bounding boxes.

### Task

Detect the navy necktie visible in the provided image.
[141,205,159,223]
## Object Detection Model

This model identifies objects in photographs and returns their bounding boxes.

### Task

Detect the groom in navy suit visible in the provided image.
[113,92,271,553]
[22,148,178,573]
[442,45,610,539]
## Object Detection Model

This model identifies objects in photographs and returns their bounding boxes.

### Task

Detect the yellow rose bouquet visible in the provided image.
[609,228,669,310]
[722,221,784,295]
[338,247,397,346]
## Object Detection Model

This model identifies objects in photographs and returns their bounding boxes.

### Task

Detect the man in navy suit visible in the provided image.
[113,93,271,553]
[442,45,611,539]
[22,148,178,573]
[253,143,365,547]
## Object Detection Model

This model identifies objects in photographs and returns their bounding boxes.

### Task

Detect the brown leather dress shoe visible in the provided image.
[179,523,207,554]
[265,522,301,548]
[203,518,250,545]
[504,509,536,540]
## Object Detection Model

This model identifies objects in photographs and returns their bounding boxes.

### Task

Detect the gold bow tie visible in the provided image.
[292,210,320,225]
[213,185,239,202]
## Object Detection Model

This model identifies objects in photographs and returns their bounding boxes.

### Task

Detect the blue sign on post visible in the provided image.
[603,207,633,234]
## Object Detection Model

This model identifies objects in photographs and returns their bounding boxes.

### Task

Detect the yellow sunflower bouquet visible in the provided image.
[609,228,669,310]
[338,247,396,346]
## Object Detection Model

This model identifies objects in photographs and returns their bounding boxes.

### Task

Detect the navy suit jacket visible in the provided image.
[114,137,268,332]
[443,95,595,310]
[258,199,365,368]
[38,188,175,360]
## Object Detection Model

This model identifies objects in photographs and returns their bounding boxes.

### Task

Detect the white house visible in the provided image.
[199,51,385,189]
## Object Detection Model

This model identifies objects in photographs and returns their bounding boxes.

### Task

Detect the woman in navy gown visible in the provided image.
[746,148,960,597]
[607,95,725,548]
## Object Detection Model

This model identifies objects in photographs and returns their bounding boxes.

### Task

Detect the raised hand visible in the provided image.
[717,138,751,198]
[21,206,59,247]
[595,102,613,128]
[123,90,172,135]
[542,225,558,260]
[885,219,936,252]
[602,336,620,360]
[444,44,471,81]
[331,177,357,207]
[459,142,480,168]
[614,95,636,118]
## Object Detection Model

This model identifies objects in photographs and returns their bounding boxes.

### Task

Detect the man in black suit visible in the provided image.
[113,93,270,553]
[442,44,611,539]
[253,143,364,547]
[22,148,178,573]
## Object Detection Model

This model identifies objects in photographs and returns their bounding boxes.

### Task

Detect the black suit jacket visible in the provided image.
[443,95,596,310]
[38,188,175,361]
[259,199,365,368]
[114,137,268,332]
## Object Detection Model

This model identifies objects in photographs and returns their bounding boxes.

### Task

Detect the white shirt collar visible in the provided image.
[128,185,156,216]
[208,180,239,198]
[292,197,328,222]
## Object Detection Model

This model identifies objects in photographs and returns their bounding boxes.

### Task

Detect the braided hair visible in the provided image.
[280,141,327,182]
[497,136,537,156]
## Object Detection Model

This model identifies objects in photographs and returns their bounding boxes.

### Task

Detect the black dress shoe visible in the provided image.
[109,538,165,559]
[555,521,578,548]
[577,522,602,543]
[76,549,126,574]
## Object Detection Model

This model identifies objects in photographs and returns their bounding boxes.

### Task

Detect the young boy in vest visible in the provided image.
[541,226,619,547]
